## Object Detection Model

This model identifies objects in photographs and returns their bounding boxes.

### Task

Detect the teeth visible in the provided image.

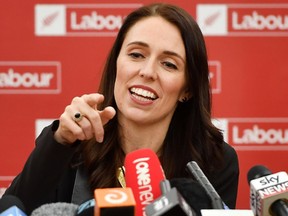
[130,87,157,99]
[132,94,154,102]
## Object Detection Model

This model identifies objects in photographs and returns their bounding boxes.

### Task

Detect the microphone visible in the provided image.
[247,165,288,216]
[169,178,212,216]
[145,179,196,216]
[186,161,225,209]
[0,195,27,216]
[186,163,255,215]
[76,199,95,216]
[30,202,79,216]
[94,187,136,216]
[124,148,166,216]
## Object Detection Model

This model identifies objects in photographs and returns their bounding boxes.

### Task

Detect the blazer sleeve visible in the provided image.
[209,142,239,209]
[3,121,78,214]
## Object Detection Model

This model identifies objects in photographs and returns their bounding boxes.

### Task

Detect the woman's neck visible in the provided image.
[118,117,171,155]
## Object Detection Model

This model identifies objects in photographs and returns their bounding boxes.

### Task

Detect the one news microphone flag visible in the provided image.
[247,165,288,216]
[186,161,224,209]
[124,148,166,216]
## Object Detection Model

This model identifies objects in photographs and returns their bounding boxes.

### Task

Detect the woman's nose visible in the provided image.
[138,59,158,80]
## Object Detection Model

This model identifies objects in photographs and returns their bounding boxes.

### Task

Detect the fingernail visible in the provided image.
[97,136,103,143]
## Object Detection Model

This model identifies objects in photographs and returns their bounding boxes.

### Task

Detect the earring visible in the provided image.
[180,96,188,103]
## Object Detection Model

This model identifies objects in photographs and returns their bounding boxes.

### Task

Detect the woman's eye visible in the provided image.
[128,52,144,59]
[163,61,178,70]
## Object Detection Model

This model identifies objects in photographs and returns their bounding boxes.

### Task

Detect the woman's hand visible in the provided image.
[54,93,116,145]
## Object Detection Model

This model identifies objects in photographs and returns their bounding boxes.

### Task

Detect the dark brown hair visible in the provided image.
[80,3,224,189]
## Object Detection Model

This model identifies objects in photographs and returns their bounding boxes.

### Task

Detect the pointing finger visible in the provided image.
[99,106,116,125]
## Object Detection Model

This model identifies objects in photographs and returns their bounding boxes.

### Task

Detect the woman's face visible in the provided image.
[114,16,187,125]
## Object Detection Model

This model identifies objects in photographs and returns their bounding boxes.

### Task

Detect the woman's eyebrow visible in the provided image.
[127,41,185,63]
[163,50,185,64]
[127,41,149,47]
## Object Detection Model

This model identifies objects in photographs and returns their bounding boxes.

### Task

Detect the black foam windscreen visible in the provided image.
[247,165,272,183]
[169,178,212,216]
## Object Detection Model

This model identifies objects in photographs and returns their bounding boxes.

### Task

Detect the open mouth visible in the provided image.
[129,87,158,101]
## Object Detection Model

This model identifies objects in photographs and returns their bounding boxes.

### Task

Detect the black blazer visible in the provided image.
[4,122,239,214]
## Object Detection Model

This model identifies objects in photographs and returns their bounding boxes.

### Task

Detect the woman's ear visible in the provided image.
[179,90,192,103]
